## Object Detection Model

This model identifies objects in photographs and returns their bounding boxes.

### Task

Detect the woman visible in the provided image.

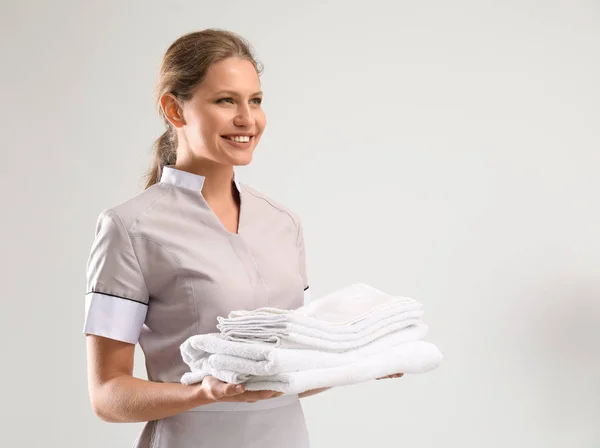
[83,29,329,448]
[83,28,402,447]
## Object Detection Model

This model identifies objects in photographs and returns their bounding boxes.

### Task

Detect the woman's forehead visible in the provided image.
[200,58,260,93]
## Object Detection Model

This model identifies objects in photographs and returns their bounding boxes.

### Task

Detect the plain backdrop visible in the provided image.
[1,0,599,447]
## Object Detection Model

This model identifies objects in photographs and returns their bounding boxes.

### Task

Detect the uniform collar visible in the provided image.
[160,165,241,193]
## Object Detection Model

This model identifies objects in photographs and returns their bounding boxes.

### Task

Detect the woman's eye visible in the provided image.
[216,97,262,105]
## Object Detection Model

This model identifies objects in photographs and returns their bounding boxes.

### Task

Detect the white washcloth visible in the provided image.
[180,340,443,394]
[182,324,428,378]
[223,283,419,326]
[222,315,423,350]
[219,308,424,342]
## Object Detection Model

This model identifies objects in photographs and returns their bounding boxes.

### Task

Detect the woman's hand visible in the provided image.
[298,387,331,398]
[197,376,283,403]
[376,373,405,380]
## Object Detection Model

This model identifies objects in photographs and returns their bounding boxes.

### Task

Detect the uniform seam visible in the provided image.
[123,185,173,234]
[228,237,263,308]
[149,418,161,448]
[107,185,174,308]
[109,210,151,299]
[295,217,302,249]
[242,186,300,305]
[129,235,201,337]
[237,238,270,306]
[86,291,148,306]
[243,186,298,230]
[243,186,305,293]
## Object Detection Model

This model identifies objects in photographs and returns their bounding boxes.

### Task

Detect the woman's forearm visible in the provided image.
[93,375,331,422]
[298,387,331,398]
[92,374,211,423]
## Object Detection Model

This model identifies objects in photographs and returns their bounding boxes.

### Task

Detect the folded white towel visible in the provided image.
[217,302,423,336]
[222,315,423,350]
[219,308,424,343]
[224,283,419,326]
[180,340,443,394]
[182,324,428,379]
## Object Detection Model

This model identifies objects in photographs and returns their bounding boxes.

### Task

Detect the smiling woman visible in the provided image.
[83,29,318,448]
[156,54,267,179]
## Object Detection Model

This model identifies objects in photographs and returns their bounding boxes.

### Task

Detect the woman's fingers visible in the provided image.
[202,377,287,403]
[201,376,245,401]
[202,378,283,402]
[216,388,282,403]
[244,390,281,402]
[224,382,246,396]
[376,373,405,380]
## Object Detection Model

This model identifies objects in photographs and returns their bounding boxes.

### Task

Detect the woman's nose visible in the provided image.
[233,105,253,126]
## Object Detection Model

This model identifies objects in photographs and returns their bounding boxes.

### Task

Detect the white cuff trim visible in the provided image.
[83,292,148,344]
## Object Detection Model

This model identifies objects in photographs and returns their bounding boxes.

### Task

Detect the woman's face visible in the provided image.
[170,57,266,167]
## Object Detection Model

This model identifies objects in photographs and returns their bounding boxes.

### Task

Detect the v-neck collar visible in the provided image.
[160,165,243,236]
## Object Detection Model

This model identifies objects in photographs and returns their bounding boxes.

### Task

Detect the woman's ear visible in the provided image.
[160,93,185,128]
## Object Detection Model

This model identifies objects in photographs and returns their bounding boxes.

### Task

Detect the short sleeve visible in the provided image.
[83,209,149,344]
[296,217,311,306]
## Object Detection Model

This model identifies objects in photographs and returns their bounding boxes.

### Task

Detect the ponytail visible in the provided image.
[144,128,177,189]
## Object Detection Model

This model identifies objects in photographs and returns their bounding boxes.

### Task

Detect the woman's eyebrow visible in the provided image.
[214,90,263,97]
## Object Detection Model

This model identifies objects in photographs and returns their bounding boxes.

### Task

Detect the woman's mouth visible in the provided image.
[221,135,254,149]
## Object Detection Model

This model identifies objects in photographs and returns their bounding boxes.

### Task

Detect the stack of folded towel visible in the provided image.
[180,283,443,394]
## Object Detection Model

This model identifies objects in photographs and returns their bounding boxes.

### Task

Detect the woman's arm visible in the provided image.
[87,335,212,423]
[87,335,282,422]
[298,387,332,399]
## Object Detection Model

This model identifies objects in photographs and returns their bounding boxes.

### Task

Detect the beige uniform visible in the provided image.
[83,166,311,448]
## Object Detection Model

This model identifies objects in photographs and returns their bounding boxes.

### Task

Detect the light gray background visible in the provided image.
[1,0,599,447]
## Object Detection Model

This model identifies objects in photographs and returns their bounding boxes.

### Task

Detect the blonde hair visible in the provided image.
[144,29,263,189]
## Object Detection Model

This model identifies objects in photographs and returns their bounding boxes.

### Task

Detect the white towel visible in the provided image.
[219,308,424,342]
[223,283,419,326]
[180,340,443,394]
[217,302,424,337]
[222,316,423,350]
[185,324,429,378]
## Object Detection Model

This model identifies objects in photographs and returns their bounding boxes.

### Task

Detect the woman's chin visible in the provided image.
[229,150,254,166]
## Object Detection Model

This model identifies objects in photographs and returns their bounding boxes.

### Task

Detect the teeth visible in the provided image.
[226,136,251,142]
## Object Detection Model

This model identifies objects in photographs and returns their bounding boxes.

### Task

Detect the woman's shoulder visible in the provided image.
[95,183,172,232]
[241,183,301,228]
